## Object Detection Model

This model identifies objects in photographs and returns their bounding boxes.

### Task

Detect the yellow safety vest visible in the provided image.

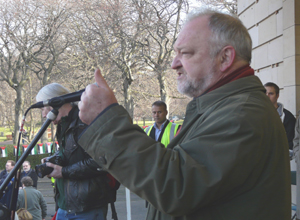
[51,177,55,188]
[145,122,180,147]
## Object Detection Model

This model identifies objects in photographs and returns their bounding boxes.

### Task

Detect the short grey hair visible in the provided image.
[36,83,71,102]
[185,8,252,63]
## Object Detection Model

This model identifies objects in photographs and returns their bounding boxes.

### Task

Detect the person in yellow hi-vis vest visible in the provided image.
[144,101,181,147]
[51,177,55,187]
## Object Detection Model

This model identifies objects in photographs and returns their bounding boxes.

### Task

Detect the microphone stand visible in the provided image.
[9,119,28,218]
[0,108,59,220]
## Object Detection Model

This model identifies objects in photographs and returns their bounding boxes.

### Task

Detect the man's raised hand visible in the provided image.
[79,69,118,125]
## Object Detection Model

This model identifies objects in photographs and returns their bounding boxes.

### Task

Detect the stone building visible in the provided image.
[238,0,299,115]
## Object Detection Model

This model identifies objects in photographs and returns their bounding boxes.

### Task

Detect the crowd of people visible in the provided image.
[0,160,46,220]
[0,6,299,220]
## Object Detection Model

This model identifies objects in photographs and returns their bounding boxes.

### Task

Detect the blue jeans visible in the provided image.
[56,208,105,220]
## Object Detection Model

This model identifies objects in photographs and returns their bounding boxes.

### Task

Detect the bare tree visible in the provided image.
[132,0,188,110]
[0,0,72,144]
[196,0,237,14]
[30,1,73,87]
[69,0,145,117]
[0,82,15,130]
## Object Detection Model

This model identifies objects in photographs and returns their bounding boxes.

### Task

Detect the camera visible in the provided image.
[35,154,64,178]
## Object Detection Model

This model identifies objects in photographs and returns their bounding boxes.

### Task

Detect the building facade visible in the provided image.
[238,0,300,115]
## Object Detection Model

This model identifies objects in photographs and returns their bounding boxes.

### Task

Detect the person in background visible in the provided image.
[36,83,108,220]
[144,101,181,208]
[20,161,38,188]
[0,176,14,210]
[144,101,181,147]
[77,7,290,220]
[264,82,296,149]
[17,176,47,220]
[0,160,15,180]
[0,160,18,219]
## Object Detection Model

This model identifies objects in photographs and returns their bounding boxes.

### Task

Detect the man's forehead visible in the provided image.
[265,86,275,92]
[174,29,193,50]
[152,106,166,111]
[174,16,210,50]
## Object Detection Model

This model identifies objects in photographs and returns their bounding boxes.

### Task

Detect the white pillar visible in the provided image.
[126,188,132,220]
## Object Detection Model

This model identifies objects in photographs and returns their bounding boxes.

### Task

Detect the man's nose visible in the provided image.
[171,56,181,69]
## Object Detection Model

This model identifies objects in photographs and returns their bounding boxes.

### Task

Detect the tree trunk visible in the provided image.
[13,87,23,145]
[29,78,34,142]
[123,79,134,119]
[159,75,167,103]
[158,70,170,114]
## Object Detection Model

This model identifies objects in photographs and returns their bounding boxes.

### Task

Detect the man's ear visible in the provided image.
[219,46,236,72]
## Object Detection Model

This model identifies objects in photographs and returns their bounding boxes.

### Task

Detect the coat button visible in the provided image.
[98,156,107,164]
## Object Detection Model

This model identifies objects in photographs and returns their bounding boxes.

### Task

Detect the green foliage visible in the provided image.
[0,127,13,134]
[0,145,49,170]
[0,127,13,141]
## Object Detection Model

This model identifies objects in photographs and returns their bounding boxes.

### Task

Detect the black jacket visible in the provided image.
[282,108,296,150]
[56,106,108,213]
[20,169,38,188]
[0,170,7,180]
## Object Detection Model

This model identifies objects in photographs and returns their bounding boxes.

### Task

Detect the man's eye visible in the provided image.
[182,52,192,58]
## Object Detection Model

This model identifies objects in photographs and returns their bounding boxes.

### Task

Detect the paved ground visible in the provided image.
[37,178,147,220]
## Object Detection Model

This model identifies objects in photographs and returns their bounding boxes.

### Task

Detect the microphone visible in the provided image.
[31,89,85,109]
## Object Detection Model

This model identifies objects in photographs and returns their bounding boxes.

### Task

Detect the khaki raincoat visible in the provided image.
[79,75,290,220]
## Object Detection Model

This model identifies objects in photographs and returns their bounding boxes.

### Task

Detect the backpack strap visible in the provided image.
[110,202,118,220]
[23,189,28,210]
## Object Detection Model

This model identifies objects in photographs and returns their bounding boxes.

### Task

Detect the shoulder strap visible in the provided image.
[23,189,27,209]
[110,202,118,220]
